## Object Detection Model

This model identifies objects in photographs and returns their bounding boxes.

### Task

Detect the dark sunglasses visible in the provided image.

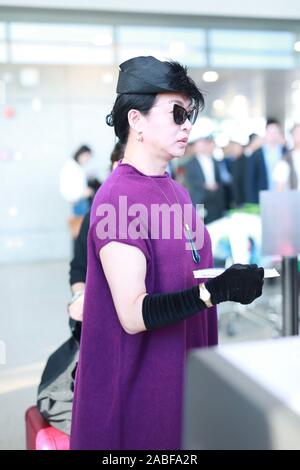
[173,104,198,126]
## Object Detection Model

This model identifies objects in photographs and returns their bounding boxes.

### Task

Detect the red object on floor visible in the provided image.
[25,406,70,450]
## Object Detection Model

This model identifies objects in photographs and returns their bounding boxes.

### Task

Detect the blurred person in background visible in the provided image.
[184,134,225,223]
[217,145,233,211]
[60,145,95,216]
[60,145,100,242]
[246,119,286,203]
[184,140,196,158]
[273,123,300,191]
[244,133,263,157]
[224,140,247,207]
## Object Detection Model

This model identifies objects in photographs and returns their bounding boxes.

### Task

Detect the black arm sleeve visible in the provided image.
[69,211,90,286]
[142,285,207,330]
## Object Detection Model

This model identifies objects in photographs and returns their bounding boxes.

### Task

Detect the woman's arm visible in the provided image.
[68,211,90,322]
[100,244,264,334]
[100,242,148,334]
[100,242,206,334]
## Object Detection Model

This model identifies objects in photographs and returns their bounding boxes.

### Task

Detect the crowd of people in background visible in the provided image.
[58,118,300,231]
[176,119,300,225]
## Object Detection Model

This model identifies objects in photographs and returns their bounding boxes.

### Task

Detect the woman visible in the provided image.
[70,56,264,450]
[273,124,300,191]
[59,144,94,216]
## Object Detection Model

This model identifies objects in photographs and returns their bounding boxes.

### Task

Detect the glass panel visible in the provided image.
[118,26,206,67]
[118,46,206,67]
[10,23,113,45]
[0,43,7,63]
[11,44,114,64]
[209,30,294,51]
[261,191,300,256]
[210,52,294,69]
[0,23,6,41]
[118,26,205,47]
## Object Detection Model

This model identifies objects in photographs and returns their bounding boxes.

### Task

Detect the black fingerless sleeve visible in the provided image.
[142,285,208,330]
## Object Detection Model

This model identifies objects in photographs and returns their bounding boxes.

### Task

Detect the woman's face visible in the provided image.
[78,151,92,166]
[141,93,194,159]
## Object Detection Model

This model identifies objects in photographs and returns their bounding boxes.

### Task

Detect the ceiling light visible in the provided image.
[8,207,18,217]
[19,68,40,88]
[6,238,24,248]
[213,99,225,112]
[32,97,42,112]
[233,94,248,105]
[202,71,219,83]
[294,41,300,52]
[13,152,23,161]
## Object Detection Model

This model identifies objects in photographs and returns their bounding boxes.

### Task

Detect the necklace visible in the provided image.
[149,176,201,264]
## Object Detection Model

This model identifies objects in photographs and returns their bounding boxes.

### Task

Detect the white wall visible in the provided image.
[0,0,299,20]
[0,64,116,263]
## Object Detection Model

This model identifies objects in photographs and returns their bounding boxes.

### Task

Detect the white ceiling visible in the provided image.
[1,0,300,21]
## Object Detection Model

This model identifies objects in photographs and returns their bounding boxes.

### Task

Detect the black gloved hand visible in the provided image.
[205,263,264,305]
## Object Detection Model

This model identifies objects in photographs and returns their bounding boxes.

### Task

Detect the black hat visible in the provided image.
[117,56,183,95]
[106,55,204,128]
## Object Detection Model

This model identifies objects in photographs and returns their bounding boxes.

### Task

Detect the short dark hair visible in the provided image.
[166,61,205,110]
[248,133,258,144]
[73,145,91,162]
[107,60,205,145]
[266,118,281,128]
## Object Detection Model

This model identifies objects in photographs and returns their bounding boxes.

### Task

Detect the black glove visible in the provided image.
[205,263,264,306]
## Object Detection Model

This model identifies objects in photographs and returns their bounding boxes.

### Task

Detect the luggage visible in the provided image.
[37,335,79,435]
[25,406,69,450]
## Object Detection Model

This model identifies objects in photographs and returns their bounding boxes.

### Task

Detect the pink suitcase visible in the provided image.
[25,406,70,450]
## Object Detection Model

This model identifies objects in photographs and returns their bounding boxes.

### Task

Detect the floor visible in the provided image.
[0,261,282,449]
[0,261,70,450]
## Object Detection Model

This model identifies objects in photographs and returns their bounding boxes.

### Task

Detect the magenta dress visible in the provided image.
[70,162,218,450]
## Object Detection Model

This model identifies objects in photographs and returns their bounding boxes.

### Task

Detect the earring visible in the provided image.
[137,132,143,143]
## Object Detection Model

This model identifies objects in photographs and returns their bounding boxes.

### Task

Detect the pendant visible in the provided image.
[184,224,201,264]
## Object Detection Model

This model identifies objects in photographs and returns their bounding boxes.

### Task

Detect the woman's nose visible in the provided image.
[182,118,192,132]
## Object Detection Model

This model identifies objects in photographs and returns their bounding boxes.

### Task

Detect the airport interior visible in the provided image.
[1,0,300,452]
